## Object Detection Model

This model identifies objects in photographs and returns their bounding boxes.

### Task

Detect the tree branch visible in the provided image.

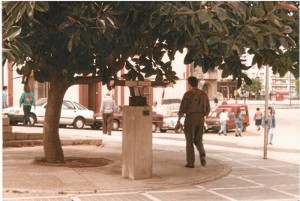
[71,76,103,86]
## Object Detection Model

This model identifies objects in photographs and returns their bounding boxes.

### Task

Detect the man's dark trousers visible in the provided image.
[184,113,205,166]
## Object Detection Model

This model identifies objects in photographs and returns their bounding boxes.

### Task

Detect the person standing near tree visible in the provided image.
[177,76,210,168]
[234,107,243,137]
[254,107,263,131]
[100,91,115,135]
[2,86,8,109]
[19,85,35,127]
[261,107,276,145]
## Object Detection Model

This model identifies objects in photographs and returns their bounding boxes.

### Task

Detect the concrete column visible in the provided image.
[122,106,152,180]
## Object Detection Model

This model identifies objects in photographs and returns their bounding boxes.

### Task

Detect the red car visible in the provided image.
[205,104,250,132]
[92,107,164,132]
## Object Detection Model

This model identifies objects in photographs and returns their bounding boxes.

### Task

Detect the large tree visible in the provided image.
[2,2,298,162]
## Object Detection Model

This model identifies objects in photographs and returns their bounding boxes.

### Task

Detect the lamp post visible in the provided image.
[263,65,270,159]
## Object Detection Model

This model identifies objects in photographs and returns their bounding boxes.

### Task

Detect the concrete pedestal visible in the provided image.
[122,106,152,180]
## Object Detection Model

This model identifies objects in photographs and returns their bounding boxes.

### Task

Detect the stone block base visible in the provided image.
[122,106,152,180]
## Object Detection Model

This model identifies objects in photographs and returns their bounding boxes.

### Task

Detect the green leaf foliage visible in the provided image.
[2,1,298,88]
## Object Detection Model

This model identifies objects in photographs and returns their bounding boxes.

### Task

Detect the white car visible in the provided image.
[161,111,208,133]
[3,98,95,129]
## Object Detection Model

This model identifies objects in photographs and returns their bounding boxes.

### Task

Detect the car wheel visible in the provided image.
[152,123,157,132]
[112,120,120,131]
[59,125,67,128]
[10,121,18,126]
[28,113,36,126]
[73,117,85,129]
[91,122,101,130]
[242,124,247,132]
[175,125,183,133]
[160,129,167,133]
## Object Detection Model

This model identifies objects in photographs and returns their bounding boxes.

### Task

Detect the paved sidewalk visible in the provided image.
[3,133,299,201]
[3,141,230,199]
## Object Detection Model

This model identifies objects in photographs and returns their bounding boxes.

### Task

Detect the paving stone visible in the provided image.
[272,184,300,197]
[245,174,299,186]
[214,187,297,200]
[198,176,260,189]
[264,165,300,175]
[77,193,151,201]
[230,167,280,177]
[148,189,228,201]
[240,158,293,167]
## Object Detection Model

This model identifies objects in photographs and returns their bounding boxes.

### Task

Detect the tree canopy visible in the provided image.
[2,1,299,163]
[3,1,299,88]
[243,78,262,94]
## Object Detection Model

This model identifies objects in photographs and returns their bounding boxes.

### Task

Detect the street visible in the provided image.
[4,108,299,200]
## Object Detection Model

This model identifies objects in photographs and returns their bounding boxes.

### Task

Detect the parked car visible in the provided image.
[93,106,164,132]
[161,111,208,133]
[205,104,250,132]
[2,98,95,129]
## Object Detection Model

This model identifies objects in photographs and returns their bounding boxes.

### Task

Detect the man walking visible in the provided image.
[100,91,115,135]
[177,76,210,168]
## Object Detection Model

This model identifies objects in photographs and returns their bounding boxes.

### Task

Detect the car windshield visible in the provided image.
[35,98,47,106]
[170,112,178,117]
[161,99,181,105]
[208,110,221,118]
[74,102,87,110]
[63,101,76,109]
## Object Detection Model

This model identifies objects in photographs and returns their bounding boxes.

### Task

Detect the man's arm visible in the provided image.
[177,93,188,123]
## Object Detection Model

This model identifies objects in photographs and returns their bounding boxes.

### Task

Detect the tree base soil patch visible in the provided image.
[34,157,112,168]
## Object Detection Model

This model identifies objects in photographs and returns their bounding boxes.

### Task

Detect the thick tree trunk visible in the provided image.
[43,81,68,163]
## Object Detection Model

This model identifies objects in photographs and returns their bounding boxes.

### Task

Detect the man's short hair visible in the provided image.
[187,76,198,87]
[3,86,7,90]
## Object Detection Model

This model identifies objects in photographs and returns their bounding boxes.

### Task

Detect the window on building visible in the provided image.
[29,76,48,99]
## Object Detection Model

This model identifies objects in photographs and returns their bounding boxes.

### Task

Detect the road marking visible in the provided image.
[141,193,162,201]
[207,189,238,201]
[70,196,81,201]
[270,186,300,199]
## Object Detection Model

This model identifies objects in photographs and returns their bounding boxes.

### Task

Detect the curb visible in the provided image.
[3,139,102,147]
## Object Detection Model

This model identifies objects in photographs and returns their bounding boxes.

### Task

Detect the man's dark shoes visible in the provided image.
[185,164,194,168]
[200,154,206,166]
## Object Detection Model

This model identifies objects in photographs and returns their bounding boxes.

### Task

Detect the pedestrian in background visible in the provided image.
[213,97,218,106]
[254,107,263,131]
[19,85,35,127]
[100,91,115,135]
[152,101,159,114]
[262,106,276,145]
[222,98,228,105]
[2,86,8,109]
[177,76,210,168]
[234,107,243,137]
[219,109,229,136]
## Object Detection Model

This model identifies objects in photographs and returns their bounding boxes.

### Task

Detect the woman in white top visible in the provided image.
[219,109,229,136]
[100,92,115,135]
